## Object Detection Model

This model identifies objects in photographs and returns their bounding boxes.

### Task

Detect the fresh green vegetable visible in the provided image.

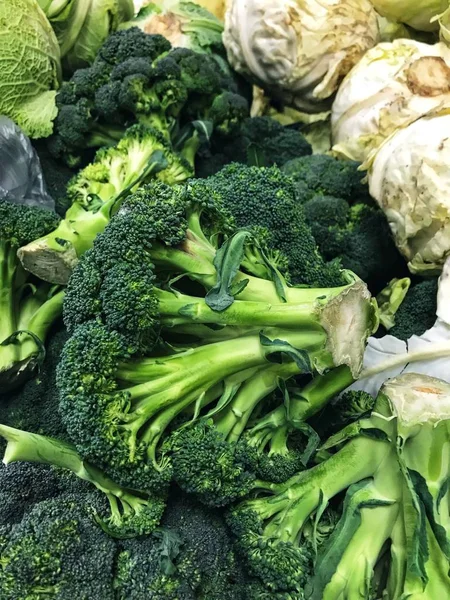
[48,27,248,167]
[38,0,134,73]
[0,0,62,138]
[18,124,191,285]
[0,200,64,392]
[228,373,450,598]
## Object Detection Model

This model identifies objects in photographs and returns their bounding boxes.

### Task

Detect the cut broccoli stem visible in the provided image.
[156,286,360,330]
[0,243,19,347]
[386,516,408,600]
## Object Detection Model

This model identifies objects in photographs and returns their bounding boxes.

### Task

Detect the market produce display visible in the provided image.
[2,0,450,598]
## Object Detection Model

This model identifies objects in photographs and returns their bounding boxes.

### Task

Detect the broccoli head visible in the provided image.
[390,277,438,341]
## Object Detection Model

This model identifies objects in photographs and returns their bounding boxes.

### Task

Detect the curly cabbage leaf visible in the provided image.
[0,0,61,138]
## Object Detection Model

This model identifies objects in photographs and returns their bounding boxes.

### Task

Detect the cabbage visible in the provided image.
[222,0,379,112]
[38,0,134,73]
[367,111,450,274]
[370,0,448,32]
[331,39,450,162]
[0,0,61,139]
[119,1,224,55]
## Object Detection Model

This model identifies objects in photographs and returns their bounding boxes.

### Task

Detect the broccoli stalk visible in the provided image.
[0,424,165,539]
[0,201,64,391]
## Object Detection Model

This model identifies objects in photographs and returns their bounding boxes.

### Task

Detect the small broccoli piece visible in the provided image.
[0,424,166,539]
[282,154,370,201]
[390,278,438,340]
[0,327,69,440]
[0,200,64,391]
[0,495,117,599]
[18,124,192,286]
[205,91,249,136]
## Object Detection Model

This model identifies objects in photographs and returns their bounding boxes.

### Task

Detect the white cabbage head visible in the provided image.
[370,0,448,32]
[331,39,450,162]
[367,111,450,274]
[222,0,379,112]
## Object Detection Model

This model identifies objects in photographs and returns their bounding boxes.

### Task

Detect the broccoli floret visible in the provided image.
[196,116,311,176]
[0,200,64,391]
[194,163,345,287]
[228,373,450,598]
[0,495,117,599]
[390,278,438,340]
[0,425,166,539]
[0,462,63,526]
[18,124,192,286]
[282,154,370,201]
[302,192,408,291]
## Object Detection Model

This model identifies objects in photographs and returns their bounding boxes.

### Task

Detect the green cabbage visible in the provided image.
[0,0,61,139]
[38,0,134,73]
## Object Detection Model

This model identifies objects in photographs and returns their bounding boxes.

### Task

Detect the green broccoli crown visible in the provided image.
[165,47,221,95]
[97,27,171,66]
[390,277,438,340]
[236,429,307,484]
[167,420,254,507]
[0,495,117,599]
[301,184,407,291]
[241,117,312,166]
[196,163,344,287]
[0,200,60,248]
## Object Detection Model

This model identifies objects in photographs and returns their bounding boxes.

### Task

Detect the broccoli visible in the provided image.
[50,27,248,167]
[0,326,69,441]
[197,163,345,287]
[0,425,166,539]
[196,116,312,177]
[0,200,64,391]
[228,373,450,599]
[390,277,438,340]
[277,155,408,291]
[55,175,377,504]
[18,124,193,285]
[281,154,370,201]
[0,495,117,599]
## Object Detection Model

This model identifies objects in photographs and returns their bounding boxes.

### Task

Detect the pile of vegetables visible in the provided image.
[2,0,450,598]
